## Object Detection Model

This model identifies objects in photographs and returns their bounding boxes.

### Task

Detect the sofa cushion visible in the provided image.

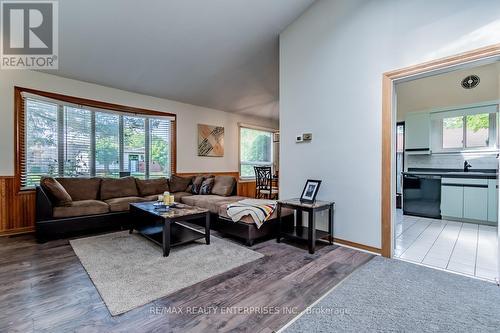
[218,202,294,224]
[56,177,102,201]
[100,177,138,200]
[53,200,109,218]
[211,176,236,197]
[180,195,245,214]
[105,196,148,212]
[40,176,72,206]
[143,194,161,202]
[199,177,215,195]
[169,175,193,192]
[136,178,169,197]
[173,191,193,202]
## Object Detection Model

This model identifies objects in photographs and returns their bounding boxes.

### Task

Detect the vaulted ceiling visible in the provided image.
[48,0,315,119]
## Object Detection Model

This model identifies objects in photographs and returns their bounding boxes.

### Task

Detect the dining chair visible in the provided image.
[254,166,278,199]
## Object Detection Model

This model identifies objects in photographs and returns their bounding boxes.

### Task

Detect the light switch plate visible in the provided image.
[296,135,303,143]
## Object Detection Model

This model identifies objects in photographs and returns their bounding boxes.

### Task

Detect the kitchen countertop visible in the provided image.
[403,168,498,179]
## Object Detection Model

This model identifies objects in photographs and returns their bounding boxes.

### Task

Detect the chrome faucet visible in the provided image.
[464,160,472,172]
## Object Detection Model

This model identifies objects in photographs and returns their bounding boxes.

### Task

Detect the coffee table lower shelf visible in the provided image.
[136,223,206,249]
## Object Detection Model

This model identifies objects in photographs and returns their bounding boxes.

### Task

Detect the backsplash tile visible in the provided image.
[407,153,499,170]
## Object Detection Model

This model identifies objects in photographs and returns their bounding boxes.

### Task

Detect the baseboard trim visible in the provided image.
[0,227,35,236]
[332,237,381,254]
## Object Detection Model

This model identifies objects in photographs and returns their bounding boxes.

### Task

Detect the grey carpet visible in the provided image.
[70,231,263,316]
[285,256,500,332]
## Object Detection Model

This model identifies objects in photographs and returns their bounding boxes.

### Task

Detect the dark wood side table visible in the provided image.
[277,199,334,254]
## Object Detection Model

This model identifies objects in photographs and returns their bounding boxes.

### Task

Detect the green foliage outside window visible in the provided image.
[240,127,272,178]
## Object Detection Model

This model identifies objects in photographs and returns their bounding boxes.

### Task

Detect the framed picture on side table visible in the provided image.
[300,179,322,203]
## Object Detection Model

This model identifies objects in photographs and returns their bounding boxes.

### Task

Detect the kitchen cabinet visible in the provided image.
[405,112,430,154]
[488,179,498,222]
[441,184,463,218]
[441,177,494,223]
[463,187,488,221]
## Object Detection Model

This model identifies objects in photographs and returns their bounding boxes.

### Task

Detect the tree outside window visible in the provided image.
[240,127,273,178]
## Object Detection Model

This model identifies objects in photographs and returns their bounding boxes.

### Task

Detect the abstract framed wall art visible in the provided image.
[198,124,224,157]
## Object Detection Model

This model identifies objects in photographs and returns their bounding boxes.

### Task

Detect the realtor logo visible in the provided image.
[1,0,58,69]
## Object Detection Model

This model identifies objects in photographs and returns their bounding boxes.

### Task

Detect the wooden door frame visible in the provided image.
[381,43,500,258]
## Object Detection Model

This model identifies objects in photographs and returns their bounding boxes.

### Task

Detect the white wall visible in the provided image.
[0,70,278,176]
[280,0,500,248]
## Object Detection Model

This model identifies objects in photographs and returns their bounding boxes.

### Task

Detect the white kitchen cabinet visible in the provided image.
[405,112,430,154]
[488,179,498,223]
[441,184,463,218]
[441,177,494,223]
[463,187,488,221]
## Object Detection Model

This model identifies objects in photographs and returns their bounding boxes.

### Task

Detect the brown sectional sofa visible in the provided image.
[36,175,293,245]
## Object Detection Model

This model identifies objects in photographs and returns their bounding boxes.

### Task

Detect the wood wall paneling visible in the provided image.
[237,180,256,198]
[0,177,35,235]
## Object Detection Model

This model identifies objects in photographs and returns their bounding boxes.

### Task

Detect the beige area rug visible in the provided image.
[70,231,264,316]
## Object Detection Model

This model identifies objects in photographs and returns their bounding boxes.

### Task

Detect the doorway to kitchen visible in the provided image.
[382,45,500,283]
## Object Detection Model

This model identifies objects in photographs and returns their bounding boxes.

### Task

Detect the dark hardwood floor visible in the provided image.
[0,230,373,333]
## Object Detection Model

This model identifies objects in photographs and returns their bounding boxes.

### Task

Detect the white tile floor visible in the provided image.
[394,209,499,282]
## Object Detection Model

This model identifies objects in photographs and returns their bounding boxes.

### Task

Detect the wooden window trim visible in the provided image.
[381,43,500,258]
[14,86,177,192]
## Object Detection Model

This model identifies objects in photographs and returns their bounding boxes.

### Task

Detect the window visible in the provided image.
[25,99,59,186]
[466,113,490,148]
[19,90,175,189]
[123,116,146,178]
[149,119,172,179]
[442,116,464,149]
[239,126,273,178]
[442,112,495,150]
[64,107,92,177]
[95,112,120,177]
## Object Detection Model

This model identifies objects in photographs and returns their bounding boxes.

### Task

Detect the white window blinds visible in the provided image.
[21,93,174,189]
[25,98,59,187]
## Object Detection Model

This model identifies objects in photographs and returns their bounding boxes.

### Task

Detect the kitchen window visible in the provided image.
[433,105,498,152]
[18,89,175,189]
[239,126,274,179]
[442,116,464,149]
[442,113,494,149]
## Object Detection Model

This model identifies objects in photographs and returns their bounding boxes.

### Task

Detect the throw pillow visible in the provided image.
[191,175,205,194]
[40,176,73,206]
[199,177,215,195]
[211,176,236,196]
[169,175,193,192]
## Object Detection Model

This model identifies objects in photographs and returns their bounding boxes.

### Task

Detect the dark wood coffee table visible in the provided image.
[129,202,210,257]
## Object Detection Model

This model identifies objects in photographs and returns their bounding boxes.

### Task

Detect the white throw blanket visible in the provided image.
[226,199,277,229]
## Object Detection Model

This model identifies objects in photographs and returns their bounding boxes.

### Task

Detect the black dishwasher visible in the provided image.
[403,174,441,218]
